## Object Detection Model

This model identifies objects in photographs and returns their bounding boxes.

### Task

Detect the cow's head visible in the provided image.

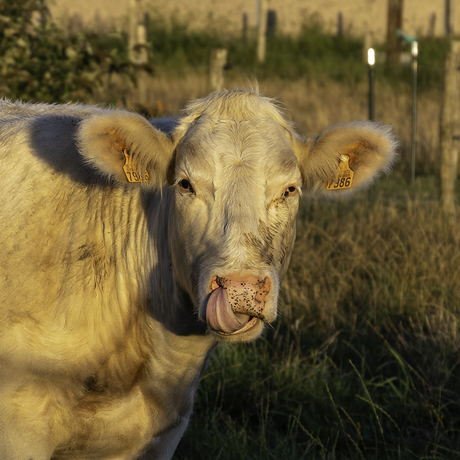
[77,89,397,343]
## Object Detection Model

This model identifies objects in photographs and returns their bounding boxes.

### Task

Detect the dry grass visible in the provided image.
[142,72,460,459]
[282,190,460,332]
[175,183,460,460]
[97,71,460,458]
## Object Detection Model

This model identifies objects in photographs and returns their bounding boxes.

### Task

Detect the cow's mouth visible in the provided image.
[201,275,270,336]
[214,316,260,336]
[205,287,261,335]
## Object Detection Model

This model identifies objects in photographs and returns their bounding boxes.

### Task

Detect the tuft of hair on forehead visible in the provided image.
[173,88,295,141]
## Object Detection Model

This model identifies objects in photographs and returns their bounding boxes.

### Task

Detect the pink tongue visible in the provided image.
[206,287,250,333]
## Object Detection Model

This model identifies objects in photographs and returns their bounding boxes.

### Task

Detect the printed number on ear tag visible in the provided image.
[122,149,150,183]
[326,155,354,190]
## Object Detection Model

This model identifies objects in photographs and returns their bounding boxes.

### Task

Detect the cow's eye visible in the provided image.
[179,178,195,194]
[283,186,297,198]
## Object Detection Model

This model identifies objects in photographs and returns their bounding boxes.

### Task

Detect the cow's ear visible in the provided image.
[76,111,175,185]
[292,121,398,196]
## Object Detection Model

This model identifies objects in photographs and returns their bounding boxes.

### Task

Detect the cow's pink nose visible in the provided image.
[211,275,271,317]
[204,274,271,334]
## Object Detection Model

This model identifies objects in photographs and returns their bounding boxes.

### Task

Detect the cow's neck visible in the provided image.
[74,186,216,395]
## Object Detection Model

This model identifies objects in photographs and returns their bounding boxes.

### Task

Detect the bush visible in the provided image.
[0,0,134,103]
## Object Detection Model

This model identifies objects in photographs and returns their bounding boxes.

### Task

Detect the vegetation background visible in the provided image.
[2,2,460,458]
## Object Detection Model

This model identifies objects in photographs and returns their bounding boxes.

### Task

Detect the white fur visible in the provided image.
[0,91,397,460]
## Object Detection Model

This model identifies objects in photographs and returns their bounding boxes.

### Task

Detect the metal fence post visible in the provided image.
[410,41,418,186]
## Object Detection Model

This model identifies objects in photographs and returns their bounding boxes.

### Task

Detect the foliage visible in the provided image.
[174,177,460,459]
[0,0,134,103]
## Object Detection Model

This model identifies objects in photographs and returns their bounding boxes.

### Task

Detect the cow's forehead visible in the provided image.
[176,115,300,194]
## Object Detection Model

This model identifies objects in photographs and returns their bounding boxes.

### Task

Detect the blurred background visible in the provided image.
[2,0,457,177]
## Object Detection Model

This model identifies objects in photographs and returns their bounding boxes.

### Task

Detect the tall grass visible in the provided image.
[174,179,460,460]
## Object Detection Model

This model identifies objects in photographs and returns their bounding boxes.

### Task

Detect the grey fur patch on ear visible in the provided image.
[293,121,399,197]
[76,110,176,186]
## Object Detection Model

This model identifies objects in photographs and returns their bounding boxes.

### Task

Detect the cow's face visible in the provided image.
[169,115,302,342]
[77,89,397,343]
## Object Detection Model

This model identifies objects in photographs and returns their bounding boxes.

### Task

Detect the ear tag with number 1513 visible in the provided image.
[326,154,354,190]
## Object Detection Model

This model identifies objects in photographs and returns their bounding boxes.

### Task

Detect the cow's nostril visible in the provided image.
[254,277,271,303]
[210,275,220,291]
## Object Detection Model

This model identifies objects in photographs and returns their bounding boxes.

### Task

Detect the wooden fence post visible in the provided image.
[128,0,138,63]
[208,49,227,93]
[386,0,403,65]
[440,40,460,216]
[242,13,248,41]
[128,0,149,108]
[445,0,453,36]
[257,0,267,63]
[136,24,148,106]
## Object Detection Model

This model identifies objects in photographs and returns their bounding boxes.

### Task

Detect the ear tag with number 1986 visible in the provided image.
[326,154,354,190]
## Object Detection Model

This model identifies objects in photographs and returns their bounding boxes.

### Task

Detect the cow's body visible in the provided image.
[0,91,397,459]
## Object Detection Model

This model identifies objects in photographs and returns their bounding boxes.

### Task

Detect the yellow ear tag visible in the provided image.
[326,155,354,190]
[122,149,150,183]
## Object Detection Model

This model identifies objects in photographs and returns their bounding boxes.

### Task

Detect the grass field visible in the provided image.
[101,71,460,460]
[173,177,460,459]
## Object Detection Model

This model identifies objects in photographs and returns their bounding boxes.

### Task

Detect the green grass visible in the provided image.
[174,176,460,460]
[146,13,451,91]
[146,14,366,84]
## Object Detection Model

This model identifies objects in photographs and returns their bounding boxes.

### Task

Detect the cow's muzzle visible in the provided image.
[200,274,271,335]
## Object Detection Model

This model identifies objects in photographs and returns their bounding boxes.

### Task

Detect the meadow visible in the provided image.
[2,4,460,458]
[147,50,460,460]
[155,75,459,459]
[174,178,460,459]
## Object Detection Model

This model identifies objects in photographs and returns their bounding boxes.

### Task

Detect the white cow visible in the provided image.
[0,89,397,460]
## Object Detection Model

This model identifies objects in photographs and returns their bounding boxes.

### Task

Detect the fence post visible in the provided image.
[242,13,248,41]
[445,0,453,36]
[363,0,373,63]
[128,0,149,108]
[128,0,138,63]
[136,24,148,106]
[257,0,267,63]
[440,40,460,216]
[386,0,403,65]
[337,12,343,37]
[410,41,418,186]
[208,49,227,93]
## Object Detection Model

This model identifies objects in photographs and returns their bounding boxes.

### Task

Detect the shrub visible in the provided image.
[0,0,134,103]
